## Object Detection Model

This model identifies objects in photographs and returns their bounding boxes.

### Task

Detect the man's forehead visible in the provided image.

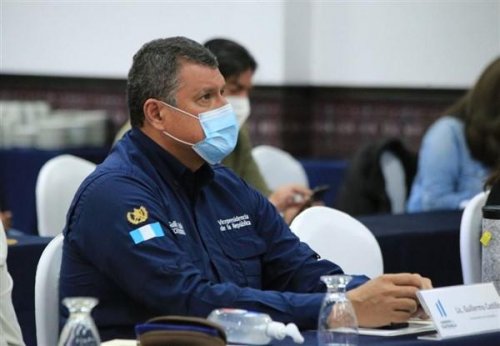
[177,62,225,90]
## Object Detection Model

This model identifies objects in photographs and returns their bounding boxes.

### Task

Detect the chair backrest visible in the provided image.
[460,191,489,285]
[35,233,64,346]
[290,206,383,278]
[251,145,309,190]
[380,151,406,214]
[335,138,417,216]
[36,154,96,236]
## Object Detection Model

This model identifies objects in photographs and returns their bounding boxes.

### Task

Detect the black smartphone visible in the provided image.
[310,184,331,202]
[295,185,332,215]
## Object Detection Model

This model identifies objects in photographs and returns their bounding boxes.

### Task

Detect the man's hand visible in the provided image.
[345,273,432,328]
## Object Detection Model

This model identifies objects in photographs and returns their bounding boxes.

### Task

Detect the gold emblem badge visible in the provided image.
[127,206,149,225]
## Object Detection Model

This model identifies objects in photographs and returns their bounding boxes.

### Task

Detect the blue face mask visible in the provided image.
[160,101,239,165]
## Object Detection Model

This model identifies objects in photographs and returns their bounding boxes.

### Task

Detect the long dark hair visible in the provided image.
[485,168,500,189]
[447,57,500,168]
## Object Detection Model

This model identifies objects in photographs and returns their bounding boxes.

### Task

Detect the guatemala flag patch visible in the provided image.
[129,222,164,244]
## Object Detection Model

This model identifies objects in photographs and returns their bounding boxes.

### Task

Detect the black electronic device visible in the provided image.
[310,184,331,202]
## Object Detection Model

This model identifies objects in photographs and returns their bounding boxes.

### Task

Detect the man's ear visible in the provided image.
[143,99,165,130]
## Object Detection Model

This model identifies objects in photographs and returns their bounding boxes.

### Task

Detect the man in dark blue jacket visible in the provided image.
[60,36,431,341]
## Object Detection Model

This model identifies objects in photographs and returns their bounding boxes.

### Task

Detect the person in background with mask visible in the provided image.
[205,38,313,223]
[114,39,312,224]
[61,36,431,341]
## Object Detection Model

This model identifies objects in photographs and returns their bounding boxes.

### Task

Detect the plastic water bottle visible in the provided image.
[207,308,304,345]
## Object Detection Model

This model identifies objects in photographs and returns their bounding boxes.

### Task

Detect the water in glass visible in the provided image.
[58,297,101,346]
[317,275,358,346]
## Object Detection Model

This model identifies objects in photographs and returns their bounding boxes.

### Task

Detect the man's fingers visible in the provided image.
[384,273,423,286]
[410,306,430,320]
[391,285,419,299]
[382,273,432,290]
[350,273,433,328]
[419,277,433,290]
[391,297,418,314]
[390,309,414,323]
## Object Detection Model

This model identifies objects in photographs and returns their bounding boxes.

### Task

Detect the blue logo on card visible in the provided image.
[435,299,447,318]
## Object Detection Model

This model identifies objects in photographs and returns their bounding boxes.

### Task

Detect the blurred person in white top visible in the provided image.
[0,222,25,346]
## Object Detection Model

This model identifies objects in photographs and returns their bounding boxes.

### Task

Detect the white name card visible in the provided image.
[417,282,500,339]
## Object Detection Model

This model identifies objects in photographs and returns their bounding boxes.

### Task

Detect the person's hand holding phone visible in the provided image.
[269,184,331,224]
[293,184,331,217]
[310,184,330,203]
[268,184,312,224]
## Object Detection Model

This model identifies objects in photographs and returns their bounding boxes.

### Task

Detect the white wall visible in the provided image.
[1,0,286,83]
[309,1,500,88]
[2,0,500,88]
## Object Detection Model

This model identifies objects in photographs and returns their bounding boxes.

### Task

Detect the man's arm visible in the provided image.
[247,186,432,328]
[68,174,327,329]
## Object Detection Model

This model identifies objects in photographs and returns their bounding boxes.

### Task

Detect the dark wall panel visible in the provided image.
[0,74,465,159]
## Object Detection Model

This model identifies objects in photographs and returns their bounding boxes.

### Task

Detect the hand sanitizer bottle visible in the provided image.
[207,308,304,345]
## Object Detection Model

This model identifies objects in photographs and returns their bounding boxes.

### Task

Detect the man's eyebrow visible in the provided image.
[196,85,221,96]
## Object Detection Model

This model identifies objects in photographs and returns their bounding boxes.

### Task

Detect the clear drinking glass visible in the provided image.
[58,297,101,346]
[317,275,358,346]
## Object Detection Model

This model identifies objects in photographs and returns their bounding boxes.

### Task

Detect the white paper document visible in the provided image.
[358,319,435,337]
[101,340,137,346]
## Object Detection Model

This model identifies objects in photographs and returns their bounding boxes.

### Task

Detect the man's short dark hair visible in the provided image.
[204,38,257,80]
[127,36,218,127]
